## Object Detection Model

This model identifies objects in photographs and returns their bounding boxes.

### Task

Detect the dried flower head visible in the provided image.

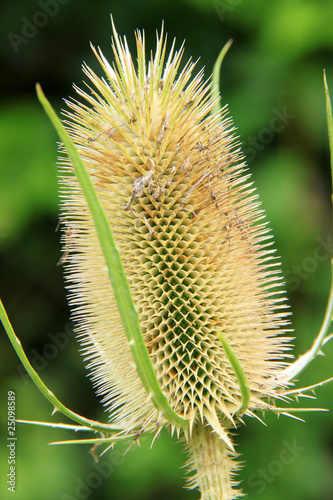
[57,23,292,498]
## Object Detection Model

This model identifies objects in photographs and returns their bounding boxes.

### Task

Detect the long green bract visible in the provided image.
[36,84,188,429]
[279,73,333,383]
[49,435,140,446]
[0,299,122,433]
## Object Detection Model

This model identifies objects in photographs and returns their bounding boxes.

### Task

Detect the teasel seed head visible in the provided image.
[59,22,291,498]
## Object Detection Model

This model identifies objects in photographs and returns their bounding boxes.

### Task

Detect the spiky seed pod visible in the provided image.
[59,25,291,499]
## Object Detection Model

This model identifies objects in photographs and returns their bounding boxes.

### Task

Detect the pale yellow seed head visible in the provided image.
[59,26,291,444]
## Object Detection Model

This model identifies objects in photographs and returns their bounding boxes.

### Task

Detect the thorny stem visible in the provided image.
[14,420,148,446]
[186,423,241,500]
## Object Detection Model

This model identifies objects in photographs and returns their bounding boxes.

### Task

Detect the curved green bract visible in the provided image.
[280,73,333,383]
[218,332,251,415]
[35,84,188,429]
[211,39,233,116]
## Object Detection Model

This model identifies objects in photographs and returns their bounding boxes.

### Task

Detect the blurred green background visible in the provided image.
[1,0,333,499]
